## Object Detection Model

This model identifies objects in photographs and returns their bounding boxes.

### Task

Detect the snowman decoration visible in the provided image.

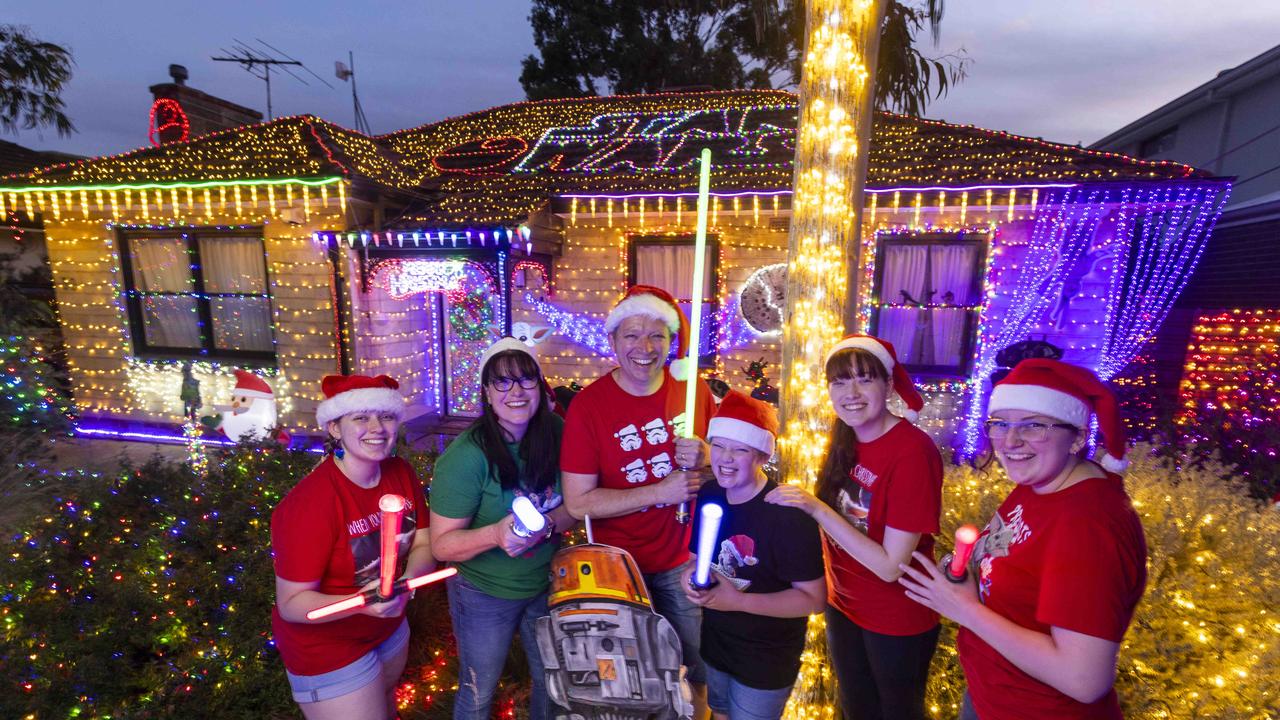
[202,370,290,444]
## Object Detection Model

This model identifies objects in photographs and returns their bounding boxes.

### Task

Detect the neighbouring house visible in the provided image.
[1092,44,1280,443]
[0,89,1229,455]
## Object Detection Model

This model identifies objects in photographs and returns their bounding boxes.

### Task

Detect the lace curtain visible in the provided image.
[634,242,716,356]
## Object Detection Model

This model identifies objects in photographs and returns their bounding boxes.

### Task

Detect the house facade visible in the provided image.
[0,90,1229,453]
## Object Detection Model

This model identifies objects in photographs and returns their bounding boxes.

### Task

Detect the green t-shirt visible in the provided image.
[430,416,564,599]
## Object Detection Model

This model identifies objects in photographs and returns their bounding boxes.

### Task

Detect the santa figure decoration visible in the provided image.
[202,370,290,444]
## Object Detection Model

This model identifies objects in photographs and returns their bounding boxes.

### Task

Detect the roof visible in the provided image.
[1091,42,1280,149]
[0,139,80,177]
[1,89,1210,226]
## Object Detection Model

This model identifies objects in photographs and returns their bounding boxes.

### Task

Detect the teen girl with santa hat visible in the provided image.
[270,374,435,720]
[898,359,1147,720]
[766,334,944,720]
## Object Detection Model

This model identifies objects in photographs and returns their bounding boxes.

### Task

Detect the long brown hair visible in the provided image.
[814,348,891,510]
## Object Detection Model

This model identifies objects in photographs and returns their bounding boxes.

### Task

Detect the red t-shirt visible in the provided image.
[958,473,1147,720]
[824,420,942,636]
[270,456,428,676]
[560,368,715,573]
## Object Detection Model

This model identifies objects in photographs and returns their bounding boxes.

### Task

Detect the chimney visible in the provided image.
[149,65,264,144]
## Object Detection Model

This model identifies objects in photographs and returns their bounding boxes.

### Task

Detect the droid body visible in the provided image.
[535,544,692,720]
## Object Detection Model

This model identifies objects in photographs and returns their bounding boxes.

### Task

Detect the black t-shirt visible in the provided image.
[688,479,825,689]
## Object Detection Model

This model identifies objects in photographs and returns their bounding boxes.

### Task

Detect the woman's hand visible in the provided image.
[494,514,542,558]
[897,551,982,627]
[764,484,823,517]
[357,578,410,618]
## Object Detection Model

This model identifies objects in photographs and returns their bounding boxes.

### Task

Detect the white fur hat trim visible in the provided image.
[316,387,406,428]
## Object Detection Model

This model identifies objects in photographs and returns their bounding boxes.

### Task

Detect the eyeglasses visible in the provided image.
[490,376,540,392]
[984,419,1077,442]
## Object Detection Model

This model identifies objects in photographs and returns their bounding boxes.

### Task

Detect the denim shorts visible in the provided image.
[286,619,409,704]
[704,662,792,720]
[643,560,705,685]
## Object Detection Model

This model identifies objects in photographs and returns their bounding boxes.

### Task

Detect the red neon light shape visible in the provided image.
[149,99,190,146]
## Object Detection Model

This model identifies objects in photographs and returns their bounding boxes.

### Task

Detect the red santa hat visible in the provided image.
[707,390,778,456]
[316,374,406,428]
[825,334,925,422]
[988,358,1128,473]
[233,370,273,400]
[725,534,758,566]
[604,284,693,381]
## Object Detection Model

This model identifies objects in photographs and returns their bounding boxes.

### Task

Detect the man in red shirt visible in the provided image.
[561,285,716,718]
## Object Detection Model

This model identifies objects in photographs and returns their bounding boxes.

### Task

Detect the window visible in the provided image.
[627,235,720,365]
[871,232,985,375]
[1138,126,1177,158]
[119,229,276,361]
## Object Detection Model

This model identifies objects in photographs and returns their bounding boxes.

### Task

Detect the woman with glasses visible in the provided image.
[429,337,575,720]
[899,359,1147,720]
[766,334,942,720]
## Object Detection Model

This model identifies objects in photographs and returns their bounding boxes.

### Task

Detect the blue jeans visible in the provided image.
[704,662,792,720]
[286,619,408,704]
[446,575,549,720]
[960,692,980,720]
[643,560,705,685]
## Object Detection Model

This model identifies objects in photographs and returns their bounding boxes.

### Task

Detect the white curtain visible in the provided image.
[930,245,978,304]
[199,237,274,352]
[635,243,716,356]
[880,245,927,303]
[130,237,200,348]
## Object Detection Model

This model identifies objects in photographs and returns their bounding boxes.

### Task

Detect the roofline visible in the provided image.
[1090,42,1280,149]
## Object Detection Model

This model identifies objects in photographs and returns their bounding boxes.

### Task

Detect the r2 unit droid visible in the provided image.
[535,544,692,720]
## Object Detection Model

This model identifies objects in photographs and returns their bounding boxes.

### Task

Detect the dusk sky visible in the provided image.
[7,1,1280,158]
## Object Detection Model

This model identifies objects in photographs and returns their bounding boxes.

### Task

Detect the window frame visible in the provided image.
[625,234,721,368]
[870,231,986,377]
[118,227,277,364]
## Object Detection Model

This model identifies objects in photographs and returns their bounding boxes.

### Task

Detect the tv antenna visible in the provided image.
[335,51,371,134]
[212,39,332,120]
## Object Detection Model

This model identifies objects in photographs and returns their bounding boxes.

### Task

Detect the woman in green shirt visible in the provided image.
[429,337,573,720]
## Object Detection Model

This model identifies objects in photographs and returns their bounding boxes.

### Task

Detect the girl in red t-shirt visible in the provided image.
[768,334,943,720]
[271,375,437,720]
[899,359,1147,720]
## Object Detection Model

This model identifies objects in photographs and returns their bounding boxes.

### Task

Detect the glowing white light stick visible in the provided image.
[690,502,724,590]
[510,495,547,538]
[677,147,713,525]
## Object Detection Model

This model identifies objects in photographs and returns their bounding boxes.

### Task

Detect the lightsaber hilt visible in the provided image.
[306,567,458,621]
[689,503,724,591]
[377,494,407,600]
[943,524,980,584]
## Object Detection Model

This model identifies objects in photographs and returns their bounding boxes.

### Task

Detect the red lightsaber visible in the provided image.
[378,494,406,599]
[306,568,457,621]
[306,493,458,621]
[944,524,980,583]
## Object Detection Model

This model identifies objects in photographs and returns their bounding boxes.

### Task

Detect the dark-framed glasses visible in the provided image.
[984,419,1077,442]
[490,376,541,392]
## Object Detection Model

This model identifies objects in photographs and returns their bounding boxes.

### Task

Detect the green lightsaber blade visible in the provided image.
[683,148,712,438]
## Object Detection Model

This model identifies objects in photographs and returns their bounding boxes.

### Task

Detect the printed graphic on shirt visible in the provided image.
[515,486,563,514]
[622,458,649,484]
[349,502,418,588]
[974,504,1033,602]
[647,452,673,479]
[713,534,759,590]
[614,423,643,451]
[836,485,874,534]
[641,417,670,445]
